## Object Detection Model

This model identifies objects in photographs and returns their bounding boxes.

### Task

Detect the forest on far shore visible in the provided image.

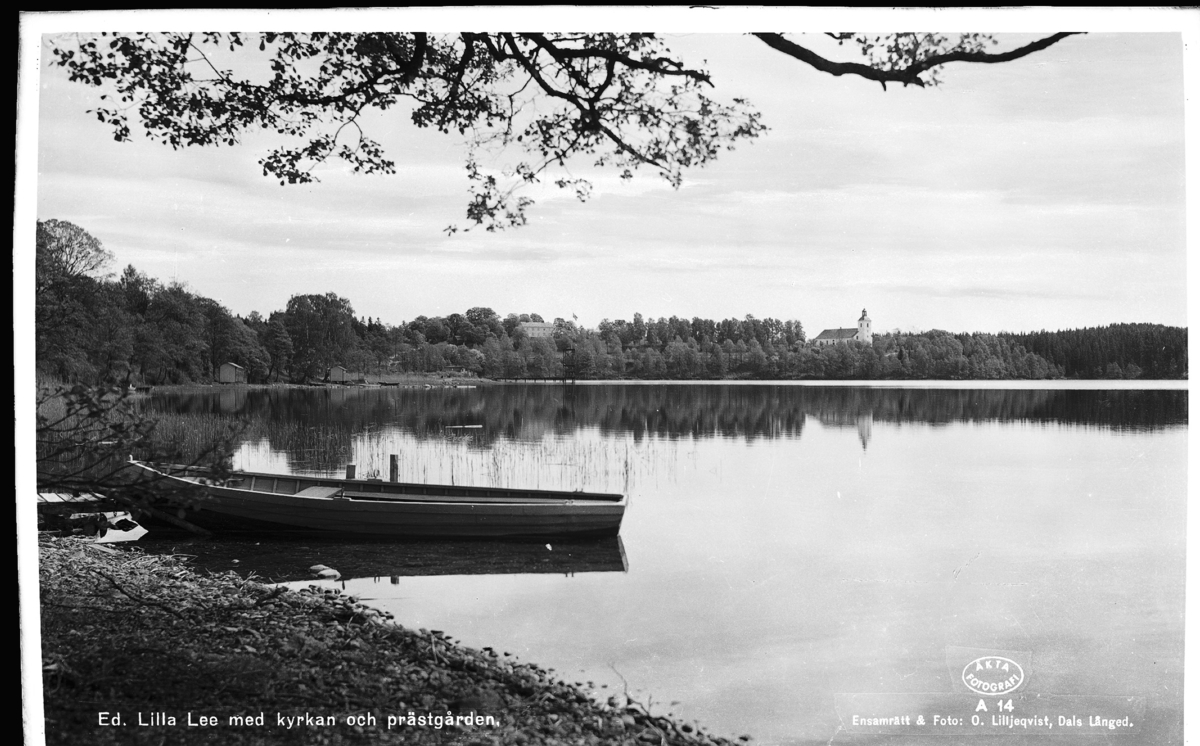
[35,220,1188,385]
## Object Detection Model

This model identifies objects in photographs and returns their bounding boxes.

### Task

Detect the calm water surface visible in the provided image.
[143,385,1186,745]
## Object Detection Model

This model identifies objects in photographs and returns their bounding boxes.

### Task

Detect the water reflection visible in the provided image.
[142,536,628,583]
[145,385,1187,451]
[138,385,1186,745]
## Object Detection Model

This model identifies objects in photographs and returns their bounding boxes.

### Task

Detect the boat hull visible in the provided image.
[182,484,623,538]
[134,464,625,539]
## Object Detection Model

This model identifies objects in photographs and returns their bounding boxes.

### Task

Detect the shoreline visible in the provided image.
[38,534,751,746]
[131,374,493,392]
[124,376,1187,394]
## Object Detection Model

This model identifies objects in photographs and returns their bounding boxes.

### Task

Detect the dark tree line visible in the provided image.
[34,220,1186,385]
[1006,324,1187,380]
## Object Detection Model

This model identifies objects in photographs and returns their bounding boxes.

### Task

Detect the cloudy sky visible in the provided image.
[22,9,1193,336]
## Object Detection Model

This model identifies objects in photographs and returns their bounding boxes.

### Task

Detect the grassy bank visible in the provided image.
[38,535,751,746]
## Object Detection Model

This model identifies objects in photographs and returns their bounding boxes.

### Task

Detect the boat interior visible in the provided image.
[159,465,624,505]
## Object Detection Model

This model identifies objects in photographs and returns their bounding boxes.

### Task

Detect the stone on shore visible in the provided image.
[39,534,749,746]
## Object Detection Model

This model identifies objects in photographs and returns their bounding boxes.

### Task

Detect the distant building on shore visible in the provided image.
[519,321,557,339]
[218,361,246,384]
[813,309,873,347]
[328,365,352,383]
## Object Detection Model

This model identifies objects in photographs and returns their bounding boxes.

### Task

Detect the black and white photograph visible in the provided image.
[17,8,1195,746]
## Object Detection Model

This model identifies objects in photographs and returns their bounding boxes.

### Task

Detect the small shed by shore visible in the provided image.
[328,365,352,383]
[218,362,246,384]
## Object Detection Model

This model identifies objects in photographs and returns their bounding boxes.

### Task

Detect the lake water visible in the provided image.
[141,384,1187,745]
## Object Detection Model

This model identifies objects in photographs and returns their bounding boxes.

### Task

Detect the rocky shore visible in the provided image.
[38,535,752,746]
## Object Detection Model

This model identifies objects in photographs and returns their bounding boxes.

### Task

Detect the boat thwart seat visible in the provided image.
[294,485,344,499]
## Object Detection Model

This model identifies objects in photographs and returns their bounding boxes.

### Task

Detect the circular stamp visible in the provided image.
[961,656,1024,696]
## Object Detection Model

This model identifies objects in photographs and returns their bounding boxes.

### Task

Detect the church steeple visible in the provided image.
[857,309,872,344]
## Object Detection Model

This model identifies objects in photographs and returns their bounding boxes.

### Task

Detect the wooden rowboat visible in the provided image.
[130,461,626,539]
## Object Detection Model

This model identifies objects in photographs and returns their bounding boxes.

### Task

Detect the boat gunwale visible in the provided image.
[179,476,625,509]
[132,461,626,506]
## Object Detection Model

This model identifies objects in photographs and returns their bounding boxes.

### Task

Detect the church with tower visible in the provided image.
[812,309,873,347]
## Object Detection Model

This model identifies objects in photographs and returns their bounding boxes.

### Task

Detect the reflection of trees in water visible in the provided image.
[348,431,672,494]
[144,385,1187,459]
[246,422,354,474]
[576,386,1187,435]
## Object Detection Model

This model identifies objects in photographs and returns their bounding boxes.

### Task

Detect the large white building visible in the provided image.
[812,309,873,347]
[518,321,557,339]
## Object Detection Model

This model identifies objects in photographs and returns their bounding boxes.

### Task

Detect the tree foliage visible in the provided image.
[35,383,237,524]
[36,219,114,294]
[35,220,121,380]
[47,31,1076,232]
[283,292,360,382]
[37,221,1181,384]
[1007,324,1188,380]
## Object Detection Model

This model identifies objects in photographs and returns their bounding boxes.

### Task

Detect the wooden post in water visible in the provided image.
[345,463,356,480]
[389,454,399,482]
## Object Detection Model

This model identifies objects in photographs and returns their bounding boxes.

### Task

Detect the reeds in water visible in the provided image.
[333,429,676,496]
[121,390,680,496]
[35,383,238,494]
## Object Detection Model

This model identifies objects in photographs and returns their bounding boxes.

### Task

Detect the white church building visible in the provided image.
[812,309,873,347]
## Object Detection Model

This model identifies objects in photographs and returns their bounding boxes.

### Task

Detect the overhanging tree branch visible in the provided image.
[522,33,710,85]
[498,33,667,171]
[753,32,1081,89]
[48,31,1074,231]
